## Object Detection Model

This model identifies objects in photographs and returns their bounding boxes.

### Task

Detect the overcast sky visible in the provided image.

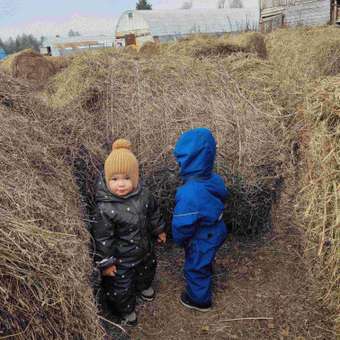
[0,0,185,39]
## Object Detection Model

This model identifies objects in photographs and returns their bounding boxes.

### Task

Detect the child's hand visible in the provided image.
[102,264,117,277]
[157,232,167,244]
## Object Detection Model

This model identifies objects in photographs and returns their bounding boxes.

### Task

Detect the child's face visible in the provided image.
[108,173,134,197]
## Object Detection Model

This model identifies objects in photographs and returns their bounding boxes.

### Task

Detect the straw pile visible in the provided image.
[47,47,283,235]
[4,44,282,336]
[47,56,71,72]
[0,71,34,110]
[266,27,340,319]
[139,41,160,56]
[124,44,139,54]
[297,76,339,312]
[1,26,339,337]
[165,32,267,59]
[0,49,57,88]
[0,72,105,339]
[266,26,340,112]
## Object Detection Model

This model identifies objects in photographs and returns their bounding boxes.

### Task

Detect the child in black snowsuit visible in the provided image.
[92,139,166,326]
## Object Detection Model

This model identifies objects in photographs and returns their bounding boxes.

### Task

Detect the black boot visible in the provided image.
[180,292,212,312]
[120,311,138,327]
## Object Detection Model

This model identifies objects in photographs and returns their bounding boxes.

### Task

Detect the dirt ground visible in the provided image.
[121,192,336,340]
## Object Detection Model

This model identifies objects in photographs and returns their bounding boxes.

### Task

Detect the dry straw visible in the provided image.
[266,26,340,113]
[297,76,339,313]
[163,32,267,59]
[47,55,71,73]
[0,49,57,88]
[48,45,284,232]
[0,72,105,339]
[266,27,340,316]
[1,26,339,338]
[48,26,340,329]
[1,34,284,337]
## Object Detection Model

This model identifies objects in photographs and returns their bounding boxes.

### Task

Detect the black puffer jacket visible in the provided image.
[91,174,165,267]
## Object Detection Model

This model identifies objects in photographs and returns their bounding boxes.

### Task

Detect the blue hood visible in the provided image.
[174,128,216,179]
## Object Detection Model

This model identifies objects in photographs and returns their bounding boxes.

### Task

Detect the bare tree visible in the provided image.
[0,33,42,54]
[136,0,152,10]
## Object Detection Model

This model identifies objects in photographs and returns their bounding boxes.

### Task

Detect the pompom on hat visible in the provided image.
[104,139,139,188]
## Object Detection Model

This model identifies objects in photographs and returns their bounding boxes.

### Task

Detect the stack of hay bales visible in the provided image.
[0,73,105,339]
[0,49,57,88]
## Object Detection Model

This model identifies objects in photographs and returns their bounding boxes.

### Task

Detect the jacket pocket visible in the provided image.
[195,223,227,254]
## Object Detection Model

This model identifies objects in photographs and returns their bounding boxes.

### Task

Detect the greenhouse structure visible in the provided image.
[115,1,332,47]
[115,8,259,46]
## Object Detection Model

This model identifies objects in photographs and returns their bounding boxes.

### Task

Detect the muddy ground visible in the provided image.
[119,192,336,340]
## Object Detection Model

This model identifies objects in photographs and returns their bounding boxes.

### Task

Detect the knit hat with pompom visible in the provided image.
[104,139,139,188]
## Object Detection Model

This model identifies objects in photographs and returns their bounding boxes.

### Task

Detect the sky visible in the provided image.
[0,0,185,40]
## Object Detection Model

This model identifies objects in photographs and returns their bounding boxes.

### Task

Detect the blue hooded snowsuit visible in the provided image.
[172,128,229,305]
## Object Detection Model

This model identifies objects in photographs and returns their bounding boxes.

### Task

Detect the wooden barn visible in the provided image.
[260,0,333,32]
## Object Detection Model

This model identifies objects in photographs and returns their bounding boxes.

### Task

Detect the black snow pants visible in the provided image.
[102,253,157,315]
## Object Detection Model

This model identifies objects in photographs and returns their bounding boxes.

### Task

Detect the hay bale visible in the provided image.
[259,26,340,326]
[0,49,56,87]
[297,76,339,311]
[266,26,340,112]
[46,52,108,110]
[0,49,35,73]
[0,78,106,338]
[12,50,56,83]
[267,26,340,77]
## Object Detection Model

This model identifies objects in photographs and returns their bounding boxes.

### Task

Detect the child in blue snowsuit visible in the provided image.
[172,128,229,311]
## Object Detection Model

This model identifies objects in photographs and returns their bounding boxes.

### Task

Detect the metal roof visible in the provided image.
[43,34,115,47]
[116,8,260,37]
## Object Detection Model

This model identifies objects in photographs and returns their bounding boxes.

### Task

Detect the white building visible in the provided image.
[41,35,116,56]
[115,1,333,47]
[115,7,259,46]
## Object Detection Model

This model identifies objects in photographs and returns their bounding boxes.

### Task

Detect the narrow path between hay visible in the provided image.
[128,192,335,340]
